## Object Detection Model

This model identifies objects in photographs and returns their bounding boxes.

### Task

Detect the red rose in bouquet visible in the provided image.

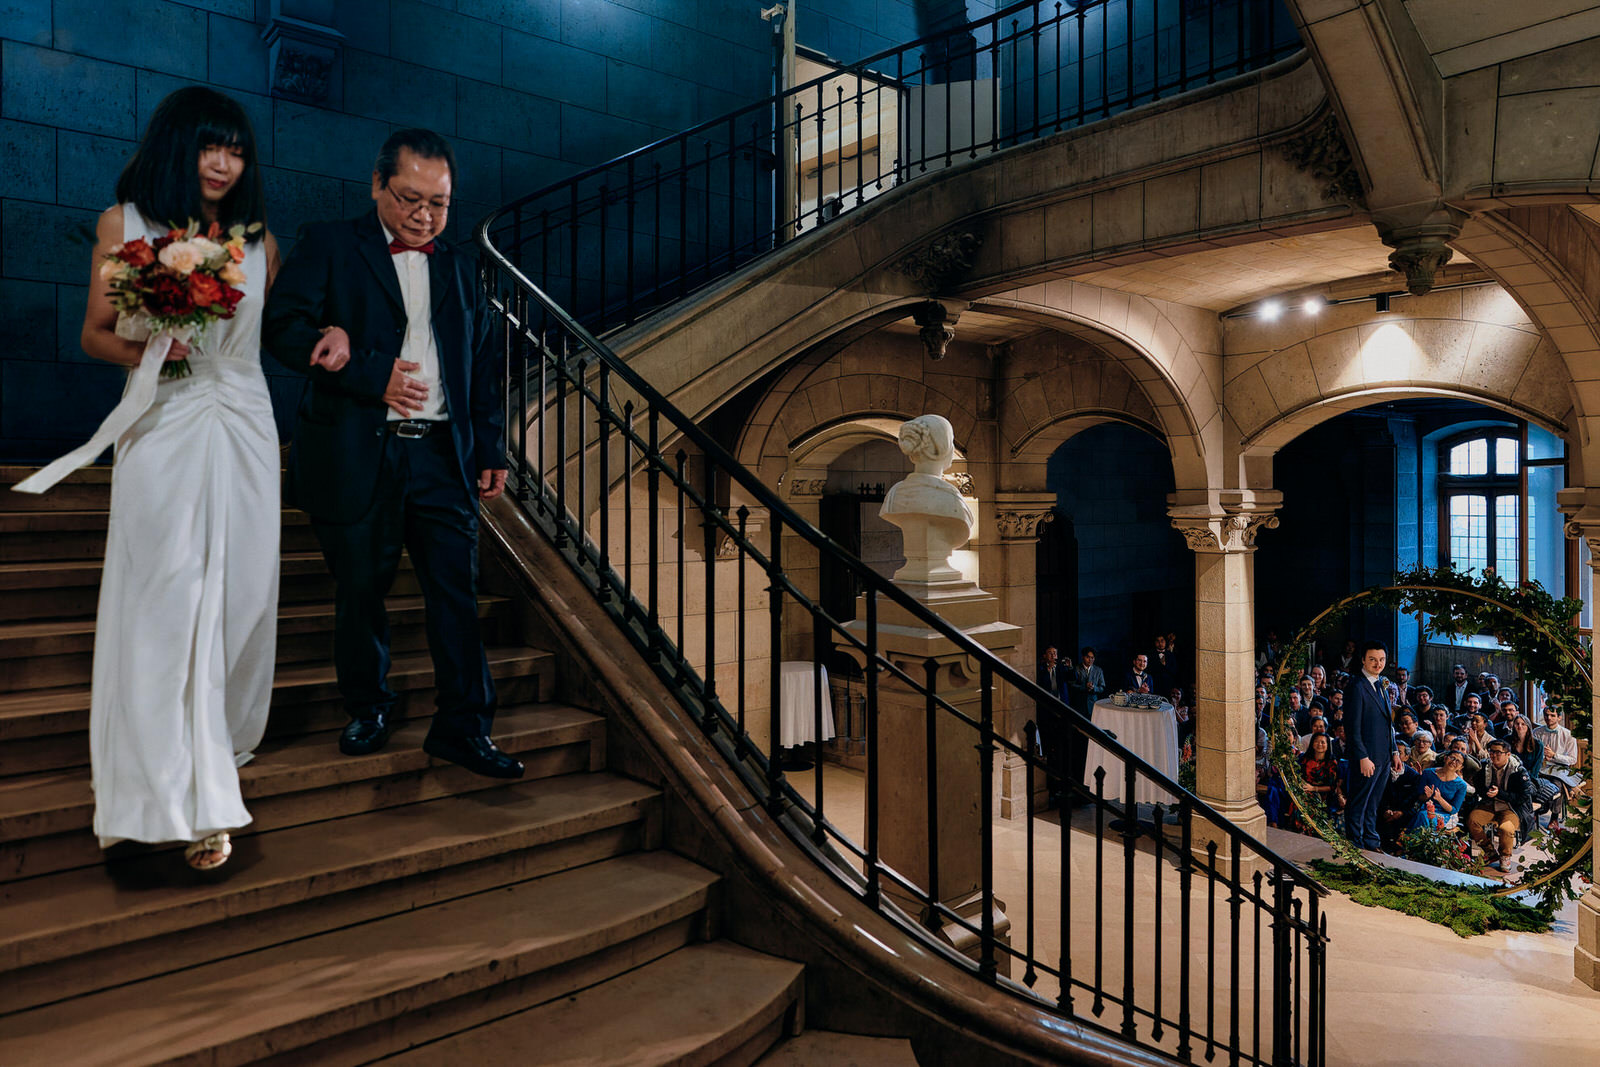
[146,273,194,317]
[188,270,223,309]
[120,238,156,267]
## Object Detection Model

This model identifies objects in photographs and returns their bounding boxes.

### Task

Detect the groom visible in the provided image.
[263,128,521,778]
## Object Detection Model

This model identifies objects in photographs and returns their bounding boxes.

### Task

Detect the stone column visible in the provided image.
[993,492,1057,819]
[1558,497,1600,988]
[1170,495,1280,867]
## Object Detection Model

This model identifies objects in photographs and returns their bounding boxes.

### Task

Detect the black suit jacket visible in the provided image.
[262,212,505,523]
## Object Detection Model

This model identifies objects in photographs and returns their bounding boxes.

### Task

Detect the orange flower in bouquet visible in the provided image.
[100,219,259,379]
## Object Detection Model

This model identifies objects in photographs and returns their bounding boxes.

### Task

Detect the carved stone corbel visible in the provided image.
[1279,108,1366,208]
[893,230,983,292]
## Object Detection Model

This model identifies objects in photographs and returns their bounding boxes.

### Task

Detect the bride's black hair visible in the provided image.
[115,86,266,240]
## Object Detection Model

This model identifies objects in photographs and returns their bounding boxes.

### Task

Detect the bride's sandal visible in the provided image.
[184,832,232,871]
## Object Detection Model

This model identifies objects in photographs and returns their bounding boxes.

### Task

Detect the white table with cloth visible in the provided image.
[1083,698,1180,806]
[778,661,837,747]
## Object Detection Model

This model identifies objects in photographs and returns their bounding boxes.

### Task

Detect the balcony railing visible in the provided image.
[486,0,1302,335]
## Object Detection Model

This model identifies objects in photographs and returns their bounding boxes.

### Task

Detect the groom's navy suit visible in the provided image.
[262,211,505,738]
[1343,672,1395,851]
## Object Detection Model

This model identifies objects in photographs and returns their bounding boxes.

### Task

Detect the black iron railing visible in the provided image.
[487,0,1301,334]
[478,263,1327,1067]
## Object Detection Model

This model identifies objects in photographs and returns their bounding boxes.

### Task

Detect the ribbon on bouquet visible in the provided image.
[11,330,178,495]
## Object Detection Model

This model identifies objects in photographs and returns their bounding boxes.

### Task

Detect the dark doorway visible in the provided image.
[1035,508,1077,660]
[818,491,862,623]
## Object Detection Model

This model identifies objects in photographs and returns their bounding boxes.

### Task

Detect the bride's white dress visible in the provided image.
[90,204,280,848]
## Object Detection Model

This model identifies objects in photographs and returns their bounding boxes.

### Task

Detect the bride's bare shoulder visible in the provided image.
[96,205,124,243]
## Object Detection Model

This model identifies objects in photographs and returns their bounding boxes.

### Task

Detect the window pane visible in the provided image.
[1529,464,1564,596]
[1468,438,1487,475]
[1449,442,1470,475]
[1528,423,1564,462]
[1495,494,1518,582]
[1449,494,1488,574]
[1496,437,1518,475]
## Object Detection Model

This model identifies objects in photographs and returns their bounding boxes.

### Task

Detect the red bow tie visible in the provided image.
[389,239,435,255]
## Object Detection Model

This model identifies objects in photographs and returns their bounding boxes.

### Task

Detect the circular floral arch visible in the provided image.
[1269,565,1591,919]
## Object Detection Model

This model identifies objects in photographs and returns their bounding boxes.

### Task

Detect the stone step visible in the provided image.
[0,466,113,512]
[0,551,416,621]
[0,594,514,693]
[0,851,717,1066]
[0,508,319,561]
[0,771,663,1015]
[382,941,805,1067]
[0,703,607,882]
[755,1031,922,1066]
[0,646,557,776]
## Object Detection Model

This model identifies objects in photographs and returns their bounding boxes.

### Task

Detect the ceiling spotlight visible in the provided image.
[1260,299,1282,320]
[1374,292,1392,313]
[1302,296,1324,315]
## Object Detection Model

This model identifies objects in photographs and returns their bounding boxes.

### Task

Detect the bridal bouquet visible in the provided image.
[100,219,258,379]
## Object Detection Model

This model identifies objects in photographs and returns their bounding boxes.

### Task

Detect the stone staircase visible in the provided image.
[0,464,860,1066]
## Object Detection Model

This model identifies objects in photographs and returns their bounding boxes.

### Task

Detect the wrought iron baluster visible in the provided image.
[924,658,941,927]
[979,662,996,982]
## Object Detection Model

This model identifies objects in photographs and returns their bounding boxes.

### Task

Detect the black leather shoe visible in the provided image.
[339,715,393,756]
[423,732,525,779]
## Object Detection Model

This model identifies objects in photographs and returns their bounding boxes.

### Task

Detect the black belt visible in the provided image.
[386,419,447,439]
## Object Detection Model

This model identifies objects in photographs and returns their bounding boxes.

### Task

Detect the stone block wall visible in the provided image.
[0,0,808,461]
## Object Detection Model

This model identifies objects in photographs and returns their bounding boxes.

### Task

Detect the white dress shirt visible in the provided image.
[381,223,447,423]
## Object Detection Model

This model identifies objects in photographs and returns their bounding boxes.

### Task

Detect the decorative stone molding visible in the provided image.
[1230,512,1280,548]
[715,506,768,558]
[910,300,961,361]
[788,478,828,497]
[1172,519,1224,552]
[995,509,1055,541]
[262,1,343,107]
[1386,234,1455,296]
[1279,108,1366,208]
[945,472,975,496]
[893,230,983,292]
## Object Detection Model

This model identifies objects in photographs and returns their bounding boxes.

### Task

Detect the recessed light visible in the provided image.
[1260,299,1282,320]
[1302,296,1324,314]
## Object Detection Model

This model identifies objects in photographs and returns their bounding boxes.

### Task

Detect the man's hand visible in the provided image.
[383,360,427,416]
[478,468,508,500]
[309,326,351,372]
[1359,757,1375,777]
[1487,785,1499,798]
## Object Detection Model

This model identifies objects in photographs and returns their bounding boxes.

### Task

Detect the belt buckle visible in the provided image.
[396,420,427,439]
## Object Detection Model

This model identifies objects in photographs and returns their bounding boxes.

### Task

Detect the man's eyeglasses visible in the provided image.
[384,184,450,218]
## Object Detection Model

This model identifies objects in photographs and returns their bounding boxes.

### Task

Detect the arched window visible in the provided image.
[1439,431,1522,579]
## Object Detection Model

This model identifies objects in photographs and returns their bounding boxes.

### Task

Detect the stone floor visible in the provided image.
[793,762,1600,1066]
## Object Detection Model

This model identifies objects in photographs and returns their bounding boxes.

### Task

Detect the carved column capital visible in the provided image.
[994,491,1057,543]
[1556,489,1600,570]
[1170,497,1281,554]
[1374,207,1466,296]
[909,299,968,362]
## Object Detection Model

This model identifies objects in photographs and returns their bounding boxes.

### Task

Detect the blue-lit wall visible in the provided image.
[1044,421,1193,679]
[4,0,946,461]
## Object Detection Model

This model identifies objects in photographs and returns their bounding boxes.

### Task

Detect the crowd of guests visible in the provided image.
[1252,637,1580,876]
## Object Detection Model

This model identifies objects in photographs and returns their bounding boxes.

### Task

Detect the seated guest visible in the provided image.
[1409,729,1437,771]
[1377,744,1423,851]
[1456,693,1484,733]
[1255,684,1271,719]
[1446,736,1481,778]
[1073,646,1106,708]
[1309,664,1328,694]
[1299,733,1345,827]
[1465,713,1495,761]
[1395,711,1422,748]
[1296,675,1317,711]
[1505,713,1543,778]
[1409,683,1433,714]
[1533,705,1579,770]
[1418,696,1446,741]
[1123,653,1153,693]
[1328,721,1348,761]
[1296,714,1328,754]
[1285,689,1313,736]
[1331,638,1358,676]
[1467,737,1534,874]
[1412,750,1469,830]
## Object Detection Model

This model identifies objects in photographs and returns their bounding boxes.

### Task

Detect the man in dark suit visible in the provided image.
[1034,646,1070,801]
[263,128,520,779]
[1441,663,1470,714]
[1344,640,1395,852]
[1123,653,1153,693]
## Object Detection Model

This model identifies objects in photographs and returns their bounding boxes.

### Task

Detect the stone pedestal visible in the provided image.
[844,575,1021,973]
[1172,496,1279,872]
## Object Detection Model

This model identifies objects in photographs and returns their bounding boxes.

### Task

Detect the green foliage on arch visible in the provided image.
[1267,564,1590,930]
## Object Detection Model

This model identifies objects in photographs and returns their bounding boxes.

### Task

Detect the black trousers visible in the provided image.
[312,428,496,739]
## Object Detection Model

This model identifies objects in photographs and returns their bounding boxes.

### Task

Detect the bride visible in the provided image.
[77,87,281,870]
